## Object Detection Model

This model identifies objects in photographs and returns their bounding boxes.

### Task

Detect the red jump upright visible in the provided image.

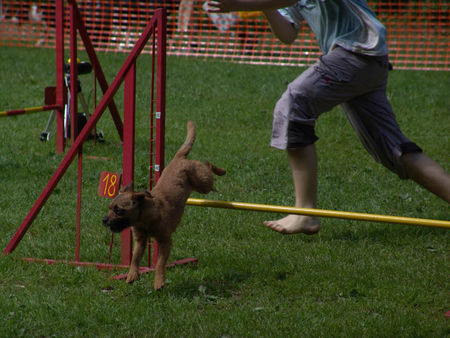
[3,0,197,275]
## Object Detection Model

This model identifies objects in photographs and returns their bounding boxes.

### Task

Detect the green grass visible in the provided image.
[0,46,449,337]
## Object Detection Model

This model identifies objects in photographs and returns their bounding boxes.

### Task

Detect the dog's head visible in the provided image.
[102,181,150,233]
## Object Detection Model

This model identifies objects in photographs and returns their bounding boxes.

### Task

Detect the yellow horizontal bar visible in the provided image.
[0,106,42,117]
[0,104,60,117]
[24,106,45,114]
[186,198,450,229]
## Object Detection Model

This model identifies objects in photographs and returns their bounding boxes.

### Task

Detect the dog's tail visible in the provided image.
[174,120,196,159]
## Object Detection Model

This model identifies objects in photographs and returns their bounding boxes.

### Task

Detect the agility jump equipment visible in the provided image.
[187,199,450,230]
[3,2,197,275]
[0,4,124,154]
[2,0,447,274]
[1,0,448,71]
[0,104,60,118]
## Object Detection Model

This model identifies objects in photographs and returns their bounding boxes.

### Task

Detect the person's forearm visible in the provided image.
[235,0,298,10]
[264,9,297,44]
[207,0,298,13]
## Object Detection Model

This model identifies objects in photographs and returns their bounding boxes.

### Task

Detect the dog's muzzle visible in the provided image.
[102,216,130,233]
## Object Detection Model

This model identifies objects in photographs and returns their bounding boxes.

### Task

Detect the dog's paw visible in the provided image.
[126,271,140,283]
[153,277,165,290]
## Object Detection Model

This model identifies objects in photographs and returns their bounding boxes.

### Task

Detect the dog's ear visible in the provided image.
[120,181,134,193]
[131,191,148,206]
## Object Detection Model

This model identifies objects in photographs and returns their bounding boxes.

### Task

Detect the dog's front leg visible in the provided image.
[126,231,147,283]
[154,239,172,290]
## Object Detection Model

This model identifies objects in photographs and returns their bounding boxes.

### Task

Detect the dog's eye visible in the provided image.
[114,206,125,216]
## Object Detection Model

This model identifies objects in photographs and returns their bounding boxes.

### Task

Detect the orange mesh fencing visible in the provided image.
[0,0,448,70]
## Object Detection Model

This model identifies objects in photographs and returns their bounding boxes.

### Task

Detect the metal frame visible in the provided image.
[2,1,198,274]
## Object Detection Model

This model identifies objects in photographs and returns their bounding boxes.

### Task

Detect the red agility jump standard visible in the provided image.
[3,1,197,275]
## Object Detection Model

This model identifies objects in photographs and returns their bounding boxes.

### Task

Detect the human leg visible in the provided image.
[264,145,320,234]
[402,152,450,203]
[343,79,450,203]
[177,0,194,32]
[267,48,374,234]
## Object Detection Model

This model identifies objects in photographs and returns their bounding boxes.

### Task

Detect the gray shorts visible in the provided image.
[271,47,421,179]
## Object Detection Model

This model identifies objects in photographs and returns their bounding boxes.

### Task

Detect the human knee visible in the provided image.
[271,90,321,149]
[286,121,318,148]
[384,143,423,179]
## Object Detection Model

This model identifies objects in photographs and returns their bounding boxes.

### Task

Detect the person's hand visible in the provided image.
[204,0,240,13]
[205,0,298,13]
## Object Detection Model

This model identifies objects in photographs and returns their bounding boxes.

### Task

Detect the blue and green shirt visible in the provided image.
[279,0,389,56]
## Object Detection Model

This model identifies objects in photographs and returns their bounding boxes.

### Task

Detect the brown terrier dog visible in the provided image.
[102,120,225,290]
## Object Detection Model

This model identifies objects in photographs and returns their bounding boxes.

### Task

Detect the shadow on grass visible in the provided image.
[165,269,250,301]
[320,221,448,247]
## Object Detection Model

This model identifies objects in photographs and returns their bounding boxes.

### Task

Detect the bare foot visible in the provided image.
[263,214,320,235]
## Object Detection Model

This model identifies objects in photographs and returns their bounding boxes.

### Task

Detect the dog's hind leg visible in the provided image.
[206,161,226,176]
[188,161,215,193]
[188,161,226,194]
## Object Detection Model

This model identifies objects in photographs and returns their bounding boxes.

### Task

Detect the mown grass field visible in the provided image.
[0,46,449,337]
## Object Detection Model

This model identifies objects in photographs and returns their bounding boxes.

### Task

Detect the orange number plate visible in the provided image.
[98,172,122,198]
